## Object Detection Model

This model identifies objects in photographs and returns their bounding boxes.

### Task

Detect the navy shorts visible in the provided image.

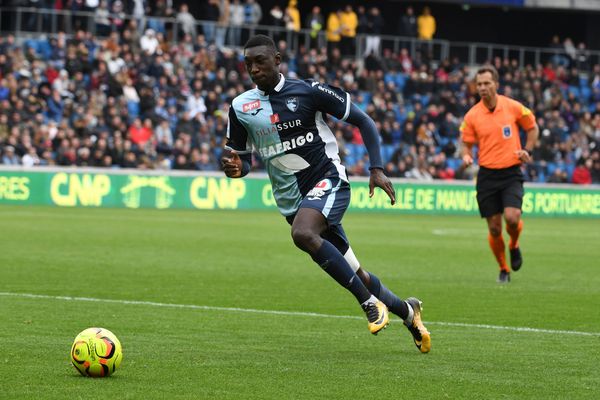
[285,177,352,254]
[476,165,524,218]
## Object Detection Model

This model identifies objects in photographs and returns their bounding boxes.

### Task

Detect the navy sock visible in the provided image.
[311,240,372,304]
[366,272,409,320]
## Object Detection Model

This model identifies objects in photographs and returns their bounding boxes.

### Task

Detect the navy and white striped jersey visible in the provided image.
[226,74,352,216]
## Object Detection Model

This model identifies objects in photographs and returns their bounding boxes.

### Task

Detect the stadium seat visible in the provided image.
[568,85,580,98]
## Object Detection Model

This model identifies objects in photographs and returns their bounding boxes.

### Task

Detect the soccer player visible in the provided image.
[222,34,430,352]
[460,65,539,283]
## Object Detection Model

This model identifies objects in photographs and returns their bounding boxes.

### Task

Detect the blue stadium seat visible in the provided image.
[580,86,592,102]
[395,74,407,91]
[568,85,580,98]
[360,91,372,104]
[446,157,461,171]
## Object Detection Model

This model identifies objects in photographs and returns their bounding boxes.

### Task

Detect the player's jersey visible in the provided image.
[226,74,351,216]
[460,95,536,169]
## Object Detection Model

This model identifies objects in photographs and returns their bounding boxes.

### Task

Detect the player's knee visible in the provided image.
[504,211,521,227]
[291,228,320,252]
[488,226,502,237]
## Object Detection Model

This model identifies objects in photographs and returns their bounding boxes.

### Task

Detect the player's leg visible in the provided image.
[323,224,430,352]
[502,179,525,271]
[486,214,510,282]
[291,179,388,334]
[477,175,510,282]
[323,224,409,319]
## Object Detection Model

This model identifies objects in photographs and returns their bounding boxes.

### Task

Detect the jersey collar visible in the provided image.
[256,74,285,96]
[481,95,504,113]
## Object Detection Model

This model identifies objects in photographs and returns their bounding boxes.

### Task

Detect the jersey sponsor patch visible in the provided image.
[242,100,261,113]
[307,179,332,200]
[286,97,299,112]
[502,125,512,139]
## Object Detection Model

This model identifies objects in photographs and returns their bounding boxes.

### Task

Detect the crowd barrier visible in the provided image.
[1,167,599,217]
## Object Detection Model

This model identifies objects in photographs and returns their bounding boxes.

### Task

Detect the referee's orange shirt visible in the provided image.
[460,95,536,169]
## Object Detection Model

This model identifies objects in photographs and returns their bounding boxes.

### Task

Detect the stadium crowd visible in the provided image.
[1,1,600,184]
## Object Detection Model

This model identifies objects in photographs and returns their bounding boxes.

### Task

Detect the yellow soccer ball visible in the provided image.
[71,327,122,377]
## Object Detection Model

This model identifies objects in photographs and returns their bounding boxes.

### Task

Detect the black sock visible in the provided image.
[366,272,409,320]
[312,240,372,304]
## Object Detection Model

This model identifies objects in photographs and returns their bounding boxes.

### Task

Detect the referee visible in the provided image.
[460,65,539,283]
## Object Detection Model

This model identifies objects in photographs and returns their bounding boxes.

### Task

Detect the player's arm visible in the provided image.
[310,81,395,204]
[459,117,476,166]
[222,106,252,178]
[346,104,396,205]
[462,142,475,166]
[515,104,539,163]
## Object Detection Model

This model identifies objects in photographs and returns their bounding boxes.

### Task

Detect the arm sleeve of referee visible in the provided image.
[345,103,384,170]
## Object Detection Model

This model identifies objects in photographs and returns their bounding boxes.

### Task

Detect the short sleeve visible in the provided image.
[460,114,476,144]
[309,81,351,121]
[515,103,536,131]
[226,105,252,154]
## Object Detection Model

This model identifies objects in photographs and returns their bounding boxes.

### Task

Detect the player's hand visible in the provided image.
[515,149,532,163]
[369,168,396,205]
[462,154,474,167]
[221,149,243,178]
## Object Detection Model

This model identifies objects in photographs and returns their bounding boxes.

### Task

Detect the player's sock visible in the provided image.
[488,233,509,272]
[506,220,523,250]
[365,272,410,320]
[312,240,372,304]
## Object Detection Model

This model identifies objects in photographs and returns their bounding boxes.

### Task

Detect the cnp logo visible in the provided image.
[50,173,110,207]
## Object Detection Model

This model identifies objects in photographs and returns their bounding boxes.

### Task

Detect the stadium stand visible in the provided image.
[0,3,599,184]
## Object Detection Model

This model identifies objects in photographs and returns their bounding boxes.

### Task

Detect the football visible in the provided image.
[70,327,122,377]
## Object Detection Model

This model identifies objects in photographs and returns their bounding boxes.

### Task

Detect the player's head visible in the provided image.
[243,35,281,92]
[475,65,499,102]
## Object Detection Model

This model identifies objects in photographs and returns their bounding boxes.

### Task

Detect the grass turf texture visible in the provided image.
[1,205,599,399]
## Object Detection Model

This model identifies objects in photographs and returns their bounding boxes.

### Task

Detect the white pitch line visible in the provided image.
[2,291,599,337]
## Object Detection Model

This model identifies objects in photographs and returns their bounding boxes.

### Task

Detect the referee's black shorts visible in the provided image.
[476,165,524,218]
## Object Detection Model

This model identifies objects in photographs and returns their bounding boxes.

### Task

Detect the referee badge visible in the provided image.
[286,97,299,112]
[502,125,512,139]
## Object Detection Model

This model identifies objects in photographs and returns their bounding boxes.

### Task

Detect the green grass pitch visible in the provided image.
[1,205,599,399]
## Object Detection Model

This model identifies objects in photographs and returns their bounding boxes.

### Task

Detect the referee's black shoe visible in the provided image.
[510,247,523,271]
[497,270,510,284]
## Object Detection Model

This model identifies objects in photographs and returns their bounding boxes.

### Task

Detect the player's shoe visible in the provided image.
[497,270,511,284]
[510,247,522,271]
[404,297,431,353]
[362,300,389,335]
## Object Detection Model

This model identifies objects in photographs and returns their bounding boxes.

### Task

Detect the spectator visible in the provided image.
[203,0,221,44]
[326,9,342,57]
[128,117,153,148]
[215,0,230,48]
[269,5,286,42]
[94,0,111,37]
[228,0,245,47]
[364,7,384,57]
[244,0,262,26]
[399,6,417,38]
[306,6,324,50]
[340,5,358,57]
[571,158,593,184]
[417,6,436,40]
[176,3,197,40]
[2,145,20,165]
[140,29,160,55]
[284,0,301,50]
